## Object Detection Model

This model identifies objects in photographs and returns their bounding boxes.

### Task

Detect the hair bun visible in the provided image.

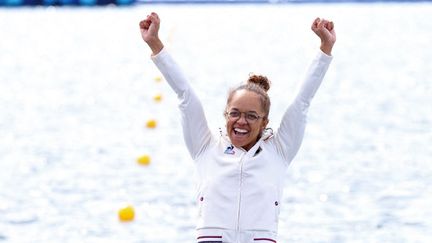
[247,74,271,92]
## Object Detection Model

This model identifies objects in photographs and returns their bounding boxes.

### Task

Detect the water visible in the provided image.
[1,3,431,243]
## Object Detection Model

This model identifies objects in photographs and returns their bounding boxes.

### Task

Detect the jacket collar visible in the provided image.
[219,127,273,156]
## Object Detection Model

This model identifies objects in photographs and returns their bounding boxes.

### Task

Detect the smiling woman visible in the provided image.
[225,88,269,151]
[224,74,272,151]
[139,12,336,243]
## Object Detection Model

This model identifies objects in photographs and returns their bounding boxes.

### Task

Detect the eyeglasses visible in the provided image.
[225,110,264,123]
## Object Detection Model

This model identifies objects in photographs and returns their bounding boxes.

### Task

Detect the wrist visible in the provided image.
[320,42,333,56]
[146,38,164,55]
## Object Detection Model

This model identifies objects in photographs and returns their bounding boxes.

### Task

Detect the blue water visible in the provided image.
[1,3,431,243]
[137,0,432,3]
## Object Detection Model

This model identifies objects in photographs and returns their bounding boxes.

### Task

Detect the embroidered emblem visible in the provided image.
[224,145,235,155]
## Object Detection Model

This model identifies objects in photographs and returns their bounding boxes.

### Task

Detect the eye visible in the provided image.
[246,113,259,121]
[228,111,241,118]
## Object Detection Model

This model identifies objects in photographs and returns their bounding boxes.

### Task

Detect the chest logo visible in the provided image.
[224,145,235,155]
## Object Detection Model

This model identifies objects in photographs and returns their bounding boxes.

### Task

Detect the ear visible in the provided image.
[261,119,269,130]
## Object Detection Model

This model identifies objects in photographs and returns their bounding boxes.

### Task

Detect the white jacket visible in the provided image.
[152,48,332,243]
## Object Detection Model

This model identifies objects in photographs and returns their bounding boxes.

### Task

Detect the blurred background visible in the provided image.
[1,0,431,242]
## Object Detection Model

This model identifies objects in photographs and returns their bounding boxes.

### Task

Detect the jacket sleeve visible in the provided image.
[151,48,212,160]
[273,50,333,164]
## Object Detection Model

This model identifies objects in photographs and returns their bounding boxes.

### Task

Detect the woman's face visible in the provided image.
[225,90,268,151]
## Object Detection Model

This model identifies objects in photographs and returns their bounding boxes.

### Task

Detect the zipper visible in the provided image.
[236,152,246,238]
[234,141,261,239]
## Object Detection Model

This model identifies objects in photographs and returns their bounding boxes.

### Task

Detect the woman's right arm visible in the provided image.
[140,13,212,159]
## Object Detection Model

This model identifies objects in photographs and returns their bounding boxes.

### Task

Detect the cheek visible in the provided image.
[225,119,232,129]
[256,122,267,134]
[249,125,260,135]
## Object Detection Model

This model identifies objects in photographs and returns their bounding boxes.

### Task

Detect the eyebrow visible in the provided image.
[229,108,259,114]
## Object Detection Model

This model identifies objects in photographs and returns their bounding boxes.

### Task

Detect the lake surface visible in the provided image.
[1,3,431,242]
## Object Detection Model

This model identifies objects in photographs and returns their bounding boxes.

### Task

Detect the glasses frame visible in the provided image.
[224,110,265,123]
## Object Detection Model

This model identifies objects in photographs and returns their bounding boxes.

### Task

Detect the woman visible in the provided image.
[139,12,336,243]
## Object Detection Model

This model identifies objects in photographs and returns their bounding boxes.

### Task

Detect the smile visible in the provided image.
[234,128,248,135]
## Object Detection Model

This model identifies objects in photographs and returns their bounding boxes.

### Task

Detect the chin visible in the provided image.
[231,138,249,149]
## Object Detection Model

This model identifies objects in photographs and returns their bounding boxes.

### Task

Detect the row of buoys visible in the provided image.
[145,76,163,129]
[0,0,134,6]
[118,76,163,222]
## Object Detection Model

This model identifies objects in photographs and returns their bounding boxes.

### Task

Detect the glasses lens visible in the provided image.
[228,111,240,119]
[246,113,259,121]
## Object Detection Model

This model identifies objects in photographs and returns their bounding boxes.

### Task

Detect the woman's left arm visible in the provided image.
[273,18,336,164]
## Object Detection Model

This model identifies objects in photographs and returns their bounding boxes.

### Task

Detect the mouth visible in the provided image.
[233,127,249,136]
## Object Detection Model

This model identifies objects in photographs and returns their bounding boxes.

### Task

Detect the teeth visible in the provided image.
[234,128,248,133]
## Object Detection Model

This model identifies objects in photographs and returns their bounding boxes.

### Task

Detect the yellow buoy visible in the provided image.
[154,76,163,82]
[118,205,135,222]
[153,93,163,102]
[137,154,151,166]
[146,119,157,129]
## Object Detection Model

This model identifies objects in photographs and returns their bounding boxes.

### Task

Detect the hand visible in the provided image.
[311,18,336,55]
[139,12,164,55]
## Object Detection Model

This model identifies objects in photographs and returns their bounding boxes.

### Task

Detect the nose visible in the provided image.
[236,113,248,124]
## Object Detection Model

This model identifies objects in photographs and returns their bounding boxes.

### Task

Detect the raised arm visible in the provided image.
[273,18,336,164]
[139,13,212,159]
